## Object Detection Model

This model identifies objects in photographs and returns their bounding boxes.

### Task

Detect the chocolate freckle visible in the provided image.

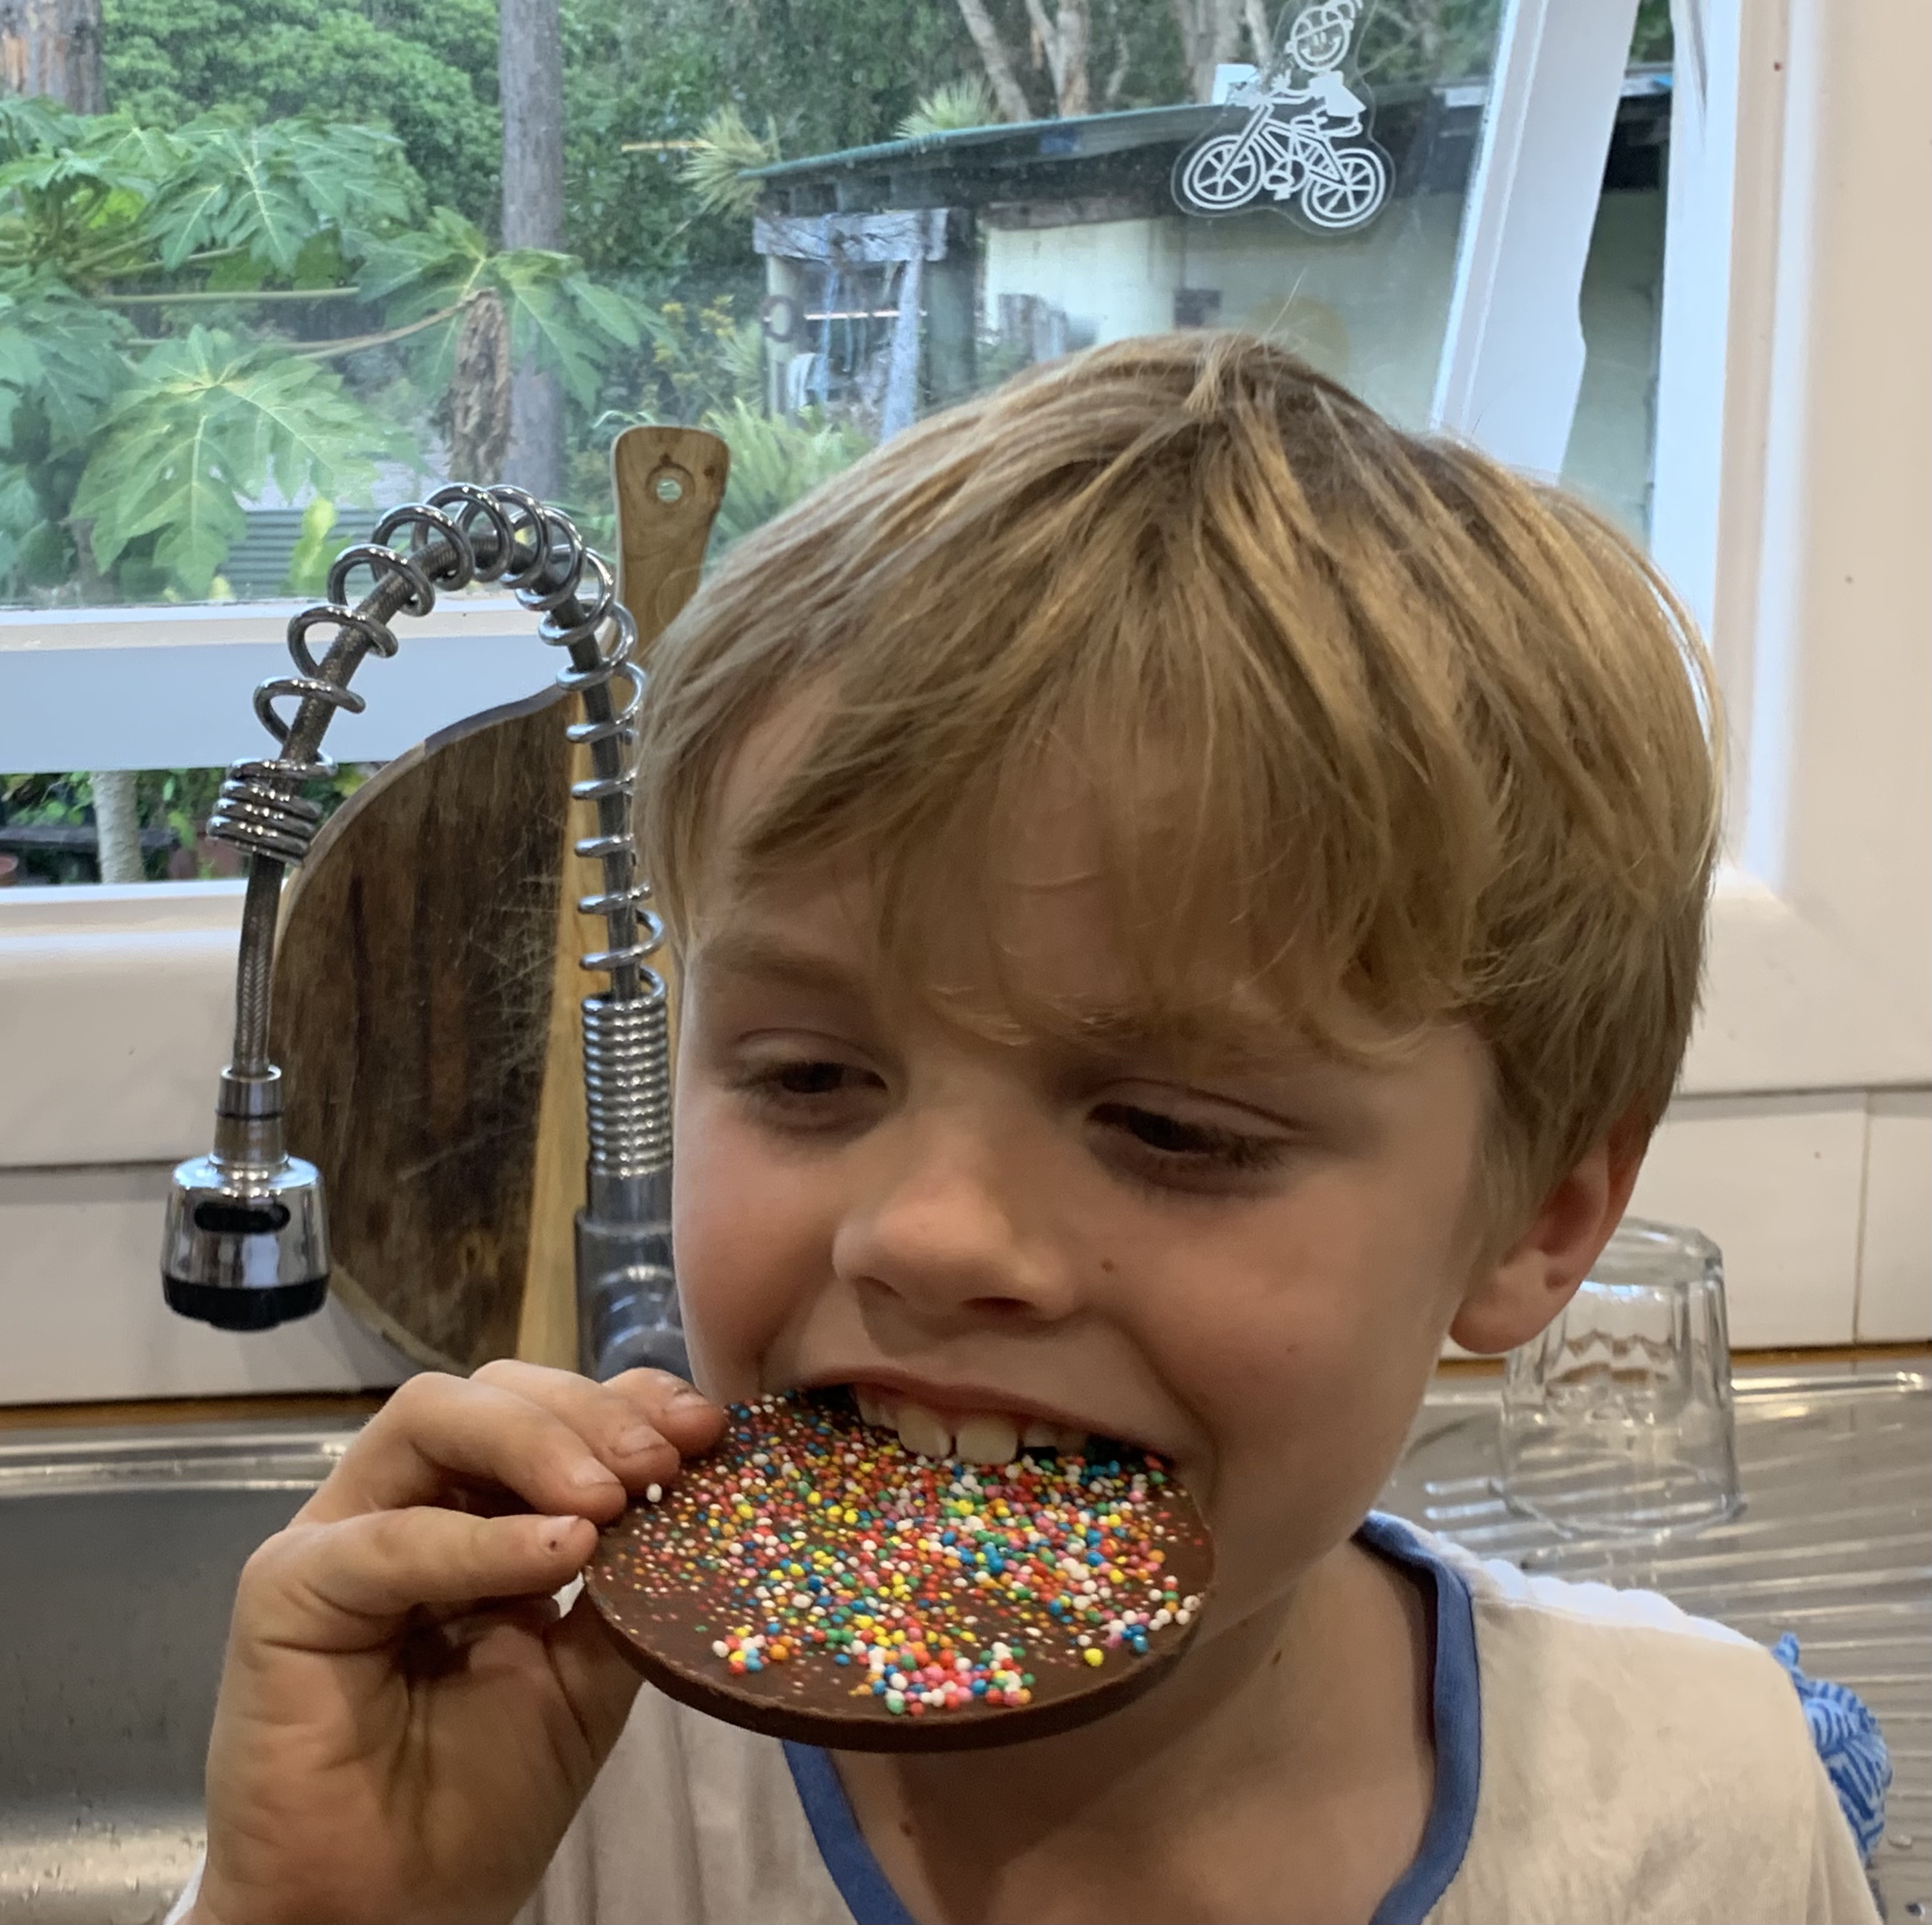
[583,1388,1213,1753]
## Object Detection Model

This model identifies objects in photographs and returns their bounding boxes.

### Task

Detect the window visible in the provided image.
[1,0,1923,1386]
[3,0,1670,885]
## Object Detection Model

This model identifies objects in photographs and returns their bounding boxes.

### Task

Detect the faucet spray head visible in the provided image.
[161,1068,331,1331]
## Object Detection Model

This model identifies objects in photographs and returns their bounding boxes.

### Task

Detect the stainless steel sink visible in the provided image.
[1,1365,1925,1924]
[0,1423,354,1924]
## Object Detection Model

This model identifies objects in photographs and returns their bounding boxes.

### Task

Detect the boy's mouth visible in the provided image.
[824,1377,1110,1466]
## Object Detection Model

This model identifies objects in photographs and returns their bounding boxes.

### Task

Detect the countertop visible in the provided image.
[1379,1356,1931,1924]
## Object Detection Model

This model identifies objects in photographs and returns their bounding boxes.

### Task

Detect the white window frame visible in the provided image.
[1432,0,1929,1097]
[0,595,553,775]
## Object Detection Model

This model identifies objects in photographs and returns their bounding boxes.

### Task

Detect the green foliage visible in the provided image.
[0,101,419,292]
[637,294,764,422]
[101,0,501,226]
[284,495,347,594]
[1353,0,1666,86]
[897,79,998,139]
[0,89,640,605]
[138,765,224,873]
[1354,0,1506,85]
[0,276,129,453]
[701,400,870,552]
[140,114,421,278]
[555,0,976,276]
[357,206,642,409]
[71,327,403,598]
[0,276,132,586]
[0,763,370,881]
[0,99,159,284]
[1631,0,1673,63]
[677,107,779,221]
[0,769,87,824]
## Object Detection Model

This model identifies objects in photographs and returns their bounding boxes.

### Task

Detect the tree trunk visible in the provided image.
[953,0,1034,122]
[1245,0,1275,69]
[0,0,104,112]
[1022,0,1091,116]
[90,771,144,883]
[443,290,514,483]
[498,0,565,501]
[1170,0,1247,101]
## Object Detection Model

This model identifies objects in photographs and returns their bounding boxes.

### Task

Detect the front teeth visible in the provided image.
[853,1392,1088,1465]
[953,1413,1019,1466]
[895,1402,954,1460]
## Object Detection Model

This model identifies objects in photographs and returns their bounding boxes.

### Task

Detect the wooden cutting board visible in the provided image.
[268,426,727,1373]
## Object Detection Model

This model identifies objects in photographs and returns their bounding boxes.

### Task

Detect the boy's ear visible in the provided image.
[1448,1111,1650,1356]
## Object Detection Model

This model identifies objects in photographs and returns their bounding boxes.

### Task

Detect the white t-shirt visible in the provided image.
[170,1516,1881,1924]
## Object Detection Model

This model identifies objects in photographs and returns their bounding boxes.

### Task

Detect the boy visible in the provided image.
[179,335,1876,1924]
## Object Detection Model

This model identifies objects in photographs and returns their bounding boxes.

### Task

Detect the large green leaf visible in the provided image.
[569,275,642,350]
[0,276,129,457]
[361,214,640,411]
[79,118,189,188]
[0,96,80,165]
[353,202,490,313]
[72,327,405,599]
[504,272,602,409]
[142,113,419,278]
[0,462,43,580]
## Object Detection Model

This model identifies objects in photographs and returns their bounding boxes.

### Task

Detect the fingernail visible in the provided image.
[668,1382,713,1406]
[613,1424,664,1458]
[572,1458,624,1492]
[540,1515,586,1552]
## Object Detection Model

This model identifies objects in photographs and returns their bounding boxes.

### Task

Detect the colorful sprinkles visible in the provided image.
[601,1390,1207,1720]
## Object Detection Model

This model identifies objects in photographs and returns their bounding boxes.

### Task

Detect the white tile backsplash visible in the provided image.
[1629,1094,1869,1347]
[1857,1091,1932,1341]
[0,1160,413,1405]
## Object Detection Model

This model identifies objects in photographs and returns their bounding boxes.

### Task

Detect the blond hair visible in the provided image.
[636,333,1721,1239]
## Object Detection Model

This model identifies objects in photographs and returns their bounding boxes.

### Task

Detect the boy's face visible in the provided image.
[670,720,1490,1635]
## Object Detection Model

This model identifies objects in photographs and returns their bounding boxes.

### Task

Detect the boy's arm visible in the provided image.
[184,1362,723,1925]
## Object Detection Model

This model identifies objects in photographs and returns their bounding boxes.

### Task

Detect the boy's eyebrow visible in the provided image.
[695,923,1360,1058]
[1045,1006,1324,1079]
[690,930,1334,1073]
[688,928,870,1002]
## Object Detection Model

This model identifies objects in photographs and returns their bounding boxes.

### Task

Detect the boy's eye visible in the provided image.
[1091,1101,1286,1177]
[730,1055,886,1123]
[771,1060,853,1096]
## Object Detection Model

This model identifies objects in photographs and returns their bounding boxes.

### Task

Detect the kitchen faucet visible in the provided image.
[159,481,686,1382]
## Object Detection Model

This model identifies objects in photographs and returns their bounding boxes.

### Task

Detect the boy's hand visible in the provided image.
[190,1362,725,1925]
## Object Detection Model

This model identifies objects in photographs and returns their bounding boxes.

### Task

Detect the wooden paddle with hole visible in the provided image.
[268,427,727,1373]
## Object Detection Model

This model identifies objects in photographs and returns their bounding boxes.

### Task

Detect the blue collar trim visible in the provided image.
[1360,1512,1481,1924]
[781,1739,916,1925]
[779,1510,1480,1925]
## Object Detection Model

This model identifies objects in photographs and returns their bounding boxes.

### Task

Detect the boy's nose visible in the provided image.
[830,1115,1081,1329]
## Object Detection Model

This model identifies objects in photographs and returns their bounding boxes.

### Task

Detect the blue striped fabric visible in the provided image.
[1772,1632,1892,1861]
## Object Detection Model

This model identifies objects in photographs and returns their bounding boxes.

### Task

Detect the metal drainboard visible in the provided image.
[1378,1361,1931,1925]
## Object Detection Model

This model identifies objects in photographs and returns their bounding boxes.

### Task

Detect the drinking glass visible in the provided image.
[1498,1217,1743,1538]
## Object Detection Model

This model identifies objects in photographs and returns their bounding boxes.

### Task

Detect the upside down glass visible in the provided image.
[1498,1218,1743,1538]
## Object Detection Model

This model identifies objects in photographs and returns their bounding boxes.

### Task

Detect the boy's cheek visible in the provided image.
[670,1097,831,1400]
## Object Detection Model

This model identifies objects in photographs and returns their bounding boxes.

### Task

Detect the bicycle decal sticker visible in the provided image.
[1171,0,1392,233]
